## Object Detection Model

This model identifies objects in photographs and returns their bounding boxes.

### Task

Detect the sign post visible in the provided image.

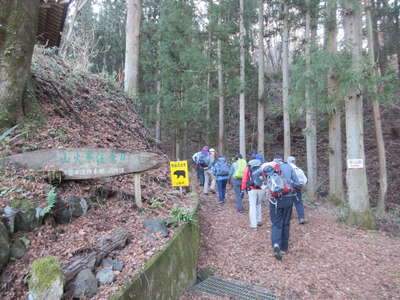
[347,159,364,169]
[170,160,190,188]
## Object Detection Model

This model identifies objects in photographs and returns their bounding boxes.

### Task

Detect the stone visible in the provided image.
[143,219,169,238]
[10,238,27,259]
[96,269,115,284]
[0,222,10,272]
[29,256,64,300]
[9,199,40,232]
[55,196,88,224]
[73,269,98,299]
[101,258,124,271]
[0,149,162,180]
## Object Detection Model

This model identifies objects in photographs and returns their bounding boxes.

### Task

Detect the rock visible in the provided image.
[29,256,64,300]
[0,222,10,272]
[10,238,27,259]
[143,219,169,237]
[96,269,115,284]
[55,196,88,224]
[3,206,16,233]
[8,199,40,232]
[73,269,98,299]
[101,258,124,271]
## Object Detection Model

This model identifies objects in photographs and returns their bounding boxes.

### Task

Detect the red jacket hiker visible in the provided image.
[241,167,262,191]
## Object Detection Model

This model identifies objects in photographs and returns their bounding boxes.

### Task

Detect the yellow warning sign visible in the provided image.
[170,160,189,187]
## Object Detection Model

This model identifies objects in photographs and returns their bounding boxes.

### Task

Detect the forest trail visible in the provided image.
[181,185,400,299]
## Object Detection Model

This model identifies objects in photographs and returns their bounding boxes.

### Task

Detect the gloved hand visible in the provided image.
[240,191,245,199]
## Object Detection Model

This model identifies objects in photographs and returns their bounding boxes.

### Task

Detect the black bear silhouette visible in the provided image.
[174,170,186,178]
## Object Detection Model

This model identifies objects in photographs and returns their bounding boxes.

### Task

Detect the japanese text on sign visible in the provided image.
[347,159,364,169]
[170,160,189,187]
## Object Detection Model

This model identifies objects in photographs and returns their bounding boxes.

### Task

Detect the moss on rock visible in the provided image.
[29,256,64,294]
[9,198,35,211]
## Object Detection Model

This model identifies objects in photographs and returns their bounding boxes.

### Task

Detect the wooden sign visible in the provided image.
[170,160,189,187]
[347,159,364,169]
[0,149,162,179]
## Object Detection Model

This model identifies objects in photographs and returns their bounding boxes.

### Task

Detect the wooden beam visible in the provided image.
[134,173,142,208]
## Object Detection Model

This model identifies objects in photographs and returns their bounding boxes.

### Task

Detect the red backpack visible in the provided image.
[264,162,292,197]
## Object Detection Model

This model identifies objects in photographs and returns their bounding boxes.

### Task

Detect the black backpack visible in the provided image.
[248,166,265,189]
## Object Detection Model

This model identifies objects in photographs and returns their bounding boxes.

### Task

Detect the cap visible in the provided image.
[209,148,216,152]
[287,156,296,163]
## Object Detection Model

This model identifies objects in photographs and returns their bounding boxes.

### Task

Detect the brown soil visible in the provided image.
[181,186,400,299]
[0,47,192,299]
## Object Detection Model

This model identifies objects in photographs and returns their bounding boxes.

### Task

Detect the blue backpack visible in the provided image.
[197,152,210,168]
[215,159,229,176]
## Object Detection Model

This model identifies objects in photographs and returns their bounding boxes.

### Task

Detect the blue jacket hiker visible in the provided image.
[229,154,247,213]
[267,154,302,260]
[192,146,209,186]
[211,157,230,204]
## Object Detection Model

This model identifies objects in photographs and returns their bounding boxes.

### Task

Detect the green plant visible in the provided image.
[40,187,57,217]
[170,206,195,225]
[0,125,25,143]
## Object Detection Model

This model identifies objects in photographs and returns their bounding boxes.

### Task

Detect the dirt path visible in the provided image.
[181,186,400,299]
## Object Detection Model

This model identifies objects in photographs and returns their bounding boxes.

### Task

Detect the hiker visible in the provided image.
[211,157,230,204]
[203,148,217,195]
[192,146,209,186]
[287,156,308,224]
[229,154,247,213]
[265,154,301,260]
[241,159,265,229]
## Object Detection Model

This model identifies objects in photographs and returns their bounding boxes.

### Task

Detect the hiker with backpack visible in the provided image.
[211,157,231,204]
[287,156,308,224]
[203,148,217,195]
[229,154,247,213]
[192,146,209,187]
[241,159,265,229]
[264,154,302,260]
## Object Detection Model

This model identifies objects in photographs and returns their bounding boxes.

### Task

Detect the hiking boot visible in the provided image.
[211,190,216,194]
[299,218,305,224]
[273,244,282,261]
[257,222,263,227]
[204,192,209,195]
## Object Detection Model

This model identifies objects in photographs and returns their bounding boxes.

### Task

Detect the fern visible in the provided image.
[40,187,57,217]
[170,207,195,225]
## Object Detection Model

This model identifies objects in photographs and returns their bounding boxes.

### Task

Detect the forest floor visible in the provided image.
[181,184,400,300]
[0,47,194,299]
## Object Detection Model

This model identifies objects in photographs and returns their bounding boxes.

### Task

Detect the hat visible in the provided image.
[209,148,216,152]
[248,159,261,167]
[235,153,243,160]
[287,156,296,163]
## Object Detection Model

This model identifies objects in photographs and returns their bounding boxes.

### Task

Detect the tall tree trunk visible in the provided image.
[206,29,212,145]
[155,78,161,142]
[124,0,142,98]
[305,0,318,199]
[282,2,290,160]
[239,0,246,158]
[257,0,265,157]
[0,0,40,129]
[365,0,387,215]
[342,0,373,227]
[60,0,89,56]
[326,0,344,203]
[395,0,400,76]
[217,22,224,155]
